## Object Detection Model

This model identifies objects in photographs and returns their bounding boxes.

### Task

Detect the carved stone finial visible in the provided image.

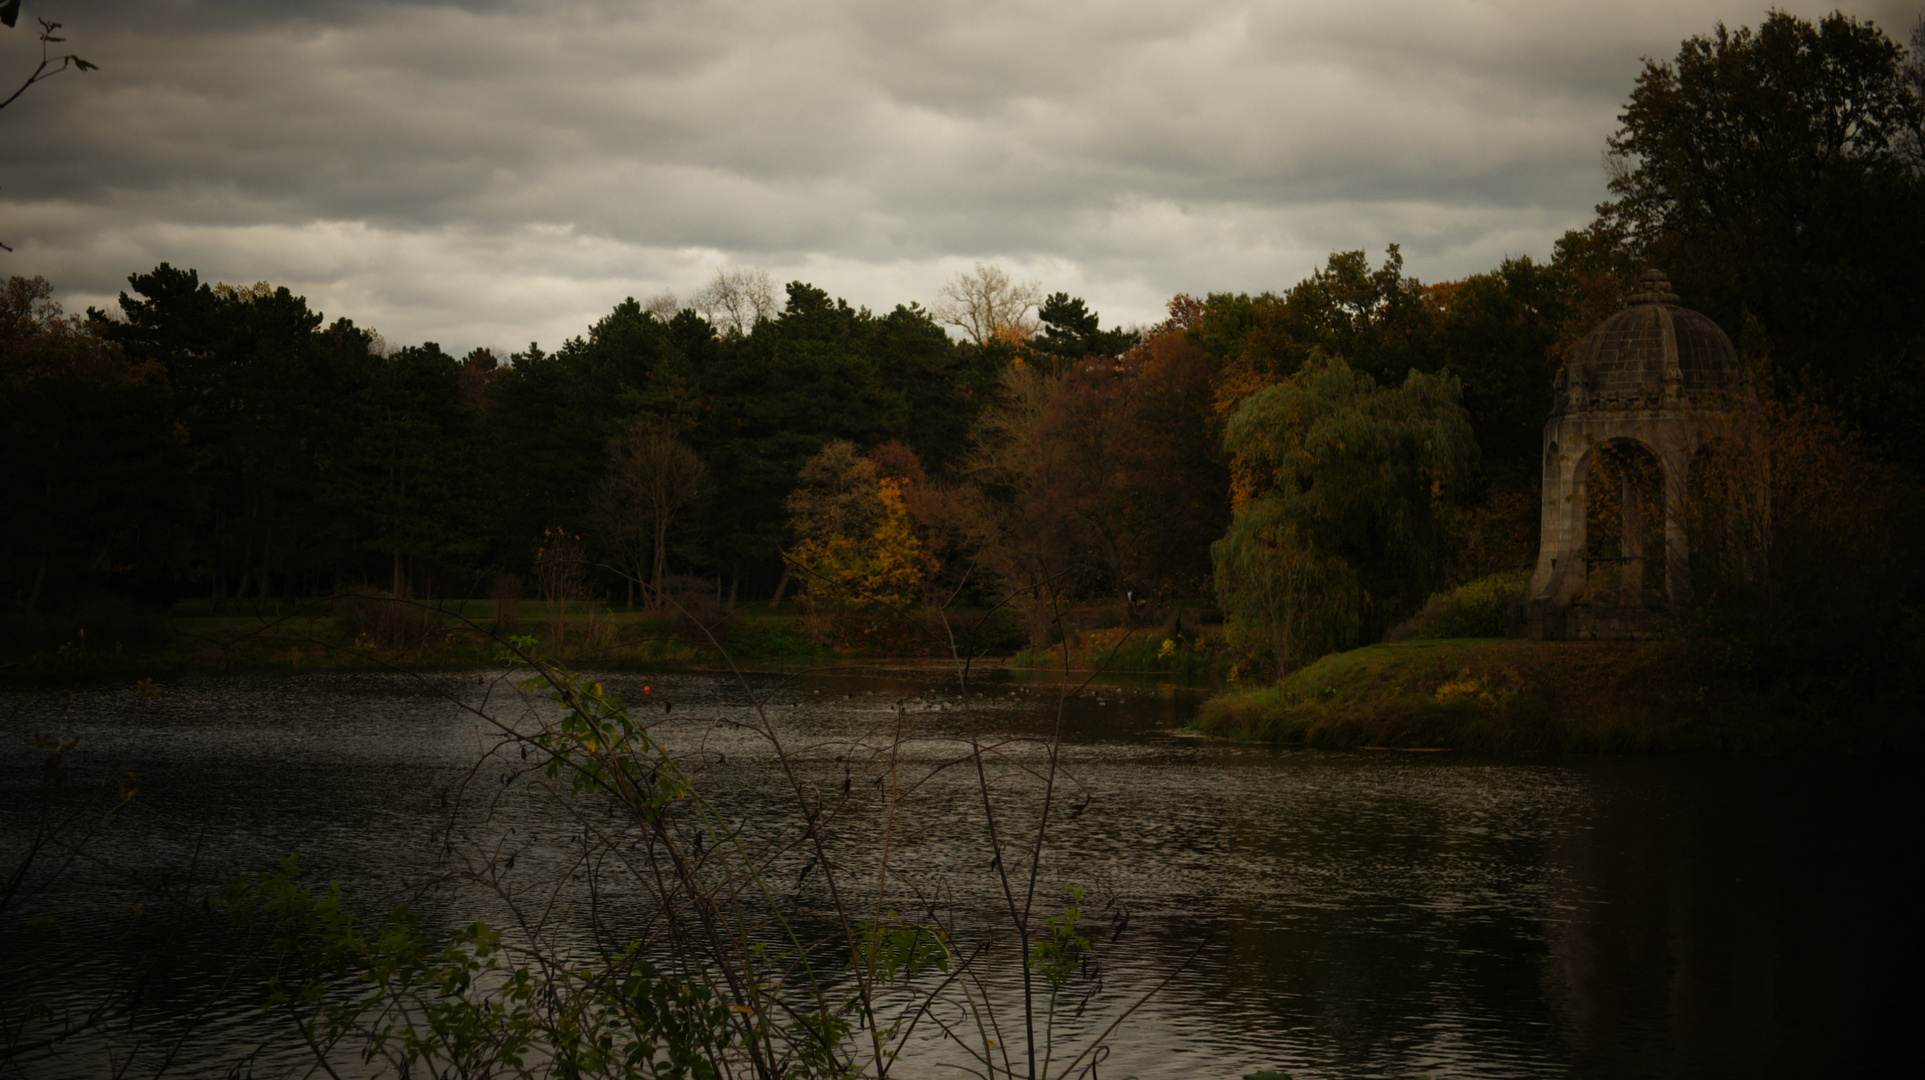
[1625,268,1679,306]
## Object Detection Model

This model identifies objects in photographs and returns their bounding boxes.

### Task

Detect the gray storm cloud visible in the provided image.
[2,0,1917,351]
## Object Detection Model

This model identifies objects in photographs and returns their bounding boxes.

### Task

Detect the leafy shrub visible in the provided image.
[0,592,174,658]
[955,603,1027,655]
[488,573,524,631]
[652,574,729,638]
[719,615,826,659]
[330,590,447,653]
[1389,571,1528,640]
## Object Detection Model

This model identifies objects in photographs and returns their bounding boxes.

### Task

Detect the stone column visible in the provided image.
[1528,426,1592,612]
[1662,448,1692,604]
[1557,439,1591,606]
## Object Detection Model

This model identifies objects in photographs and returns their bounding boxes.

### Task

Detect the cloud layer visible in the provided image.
[2,0,1917,351]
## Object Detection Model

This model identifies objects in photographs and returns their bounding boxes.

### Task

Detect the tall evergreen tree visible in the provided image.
[1600,10,1925,460]
[91,267,363,608]
[2,276,182,618]
[346,343,478,598]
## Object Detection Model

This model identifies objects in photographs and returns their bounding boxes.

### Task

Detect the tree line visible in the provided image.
[0,247,1578,627]
[4,10,1922,684]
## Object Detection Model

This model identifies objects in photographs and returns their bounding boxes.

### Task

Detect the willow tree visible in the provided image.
[1213,352,1475,675]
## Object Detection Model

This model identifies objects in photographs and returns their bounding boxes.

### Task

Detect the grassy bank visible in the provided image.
[0,601,847,678]
[1009,624,1230,677]
[1193,638,1890,753]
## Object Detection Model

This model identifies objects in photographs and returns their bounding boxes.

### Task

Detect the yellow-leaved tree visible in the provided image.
[785,441,936,643]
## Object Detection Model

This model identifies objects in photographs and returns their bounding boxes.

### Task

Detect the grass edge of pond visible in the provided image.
[1192,638,1921,754]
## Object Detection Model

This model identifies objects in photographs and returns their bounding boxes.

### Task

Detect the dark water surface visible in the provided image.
[1,668,1916,1079]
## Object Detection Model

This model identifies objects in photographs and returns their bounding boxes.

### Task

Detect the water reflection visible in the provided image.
[0,669,1914,1078]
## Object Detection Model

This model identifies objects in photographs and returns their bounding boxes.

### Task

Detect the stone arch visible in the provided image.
[1529,422,1702,637]
[1577,437,1668,606]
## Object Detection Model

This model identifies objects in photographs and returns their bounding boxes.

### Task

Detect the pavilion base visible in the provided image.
[1526,600,1662,641]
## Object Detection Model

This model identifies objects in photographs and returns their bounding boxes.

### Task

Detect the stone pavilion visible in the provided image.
[1524,269,1767,639]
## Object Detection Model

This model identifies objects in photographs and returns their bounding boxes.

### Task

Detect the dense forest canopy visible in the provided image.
[4,10,1922,688]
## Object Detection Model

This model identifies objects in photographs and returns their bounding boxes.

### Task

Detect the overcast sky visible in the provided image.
[3,0,1919,354]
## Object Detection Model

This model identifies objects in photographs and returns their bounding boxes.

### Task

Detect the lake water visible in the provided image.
[1,667,1916,1079]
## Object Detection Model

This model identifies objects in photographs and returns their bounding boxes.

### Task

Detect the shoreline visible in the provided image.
[0,605,1223,682]
[1193,638,1918,754]
[10,617,1915,754]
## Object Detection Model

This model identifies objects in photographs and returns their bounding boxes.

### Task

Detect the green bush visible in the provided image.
[720,614,829,658]
[330,590,449,652]
[1010,626,1229,675]
[1389,571,1527,640]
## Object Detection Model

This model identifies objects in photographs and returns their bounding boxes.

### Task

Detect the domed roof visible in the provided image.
[1553,269,1755,415]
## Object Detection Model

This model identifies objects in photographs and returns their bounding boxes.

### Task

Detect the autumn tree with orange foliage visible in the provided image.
[784,440,939,646]
[963,328,1228,624]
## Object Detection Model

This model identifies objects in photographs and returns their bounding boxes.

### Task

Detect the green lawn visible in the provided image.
[1194,638,1793,753]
